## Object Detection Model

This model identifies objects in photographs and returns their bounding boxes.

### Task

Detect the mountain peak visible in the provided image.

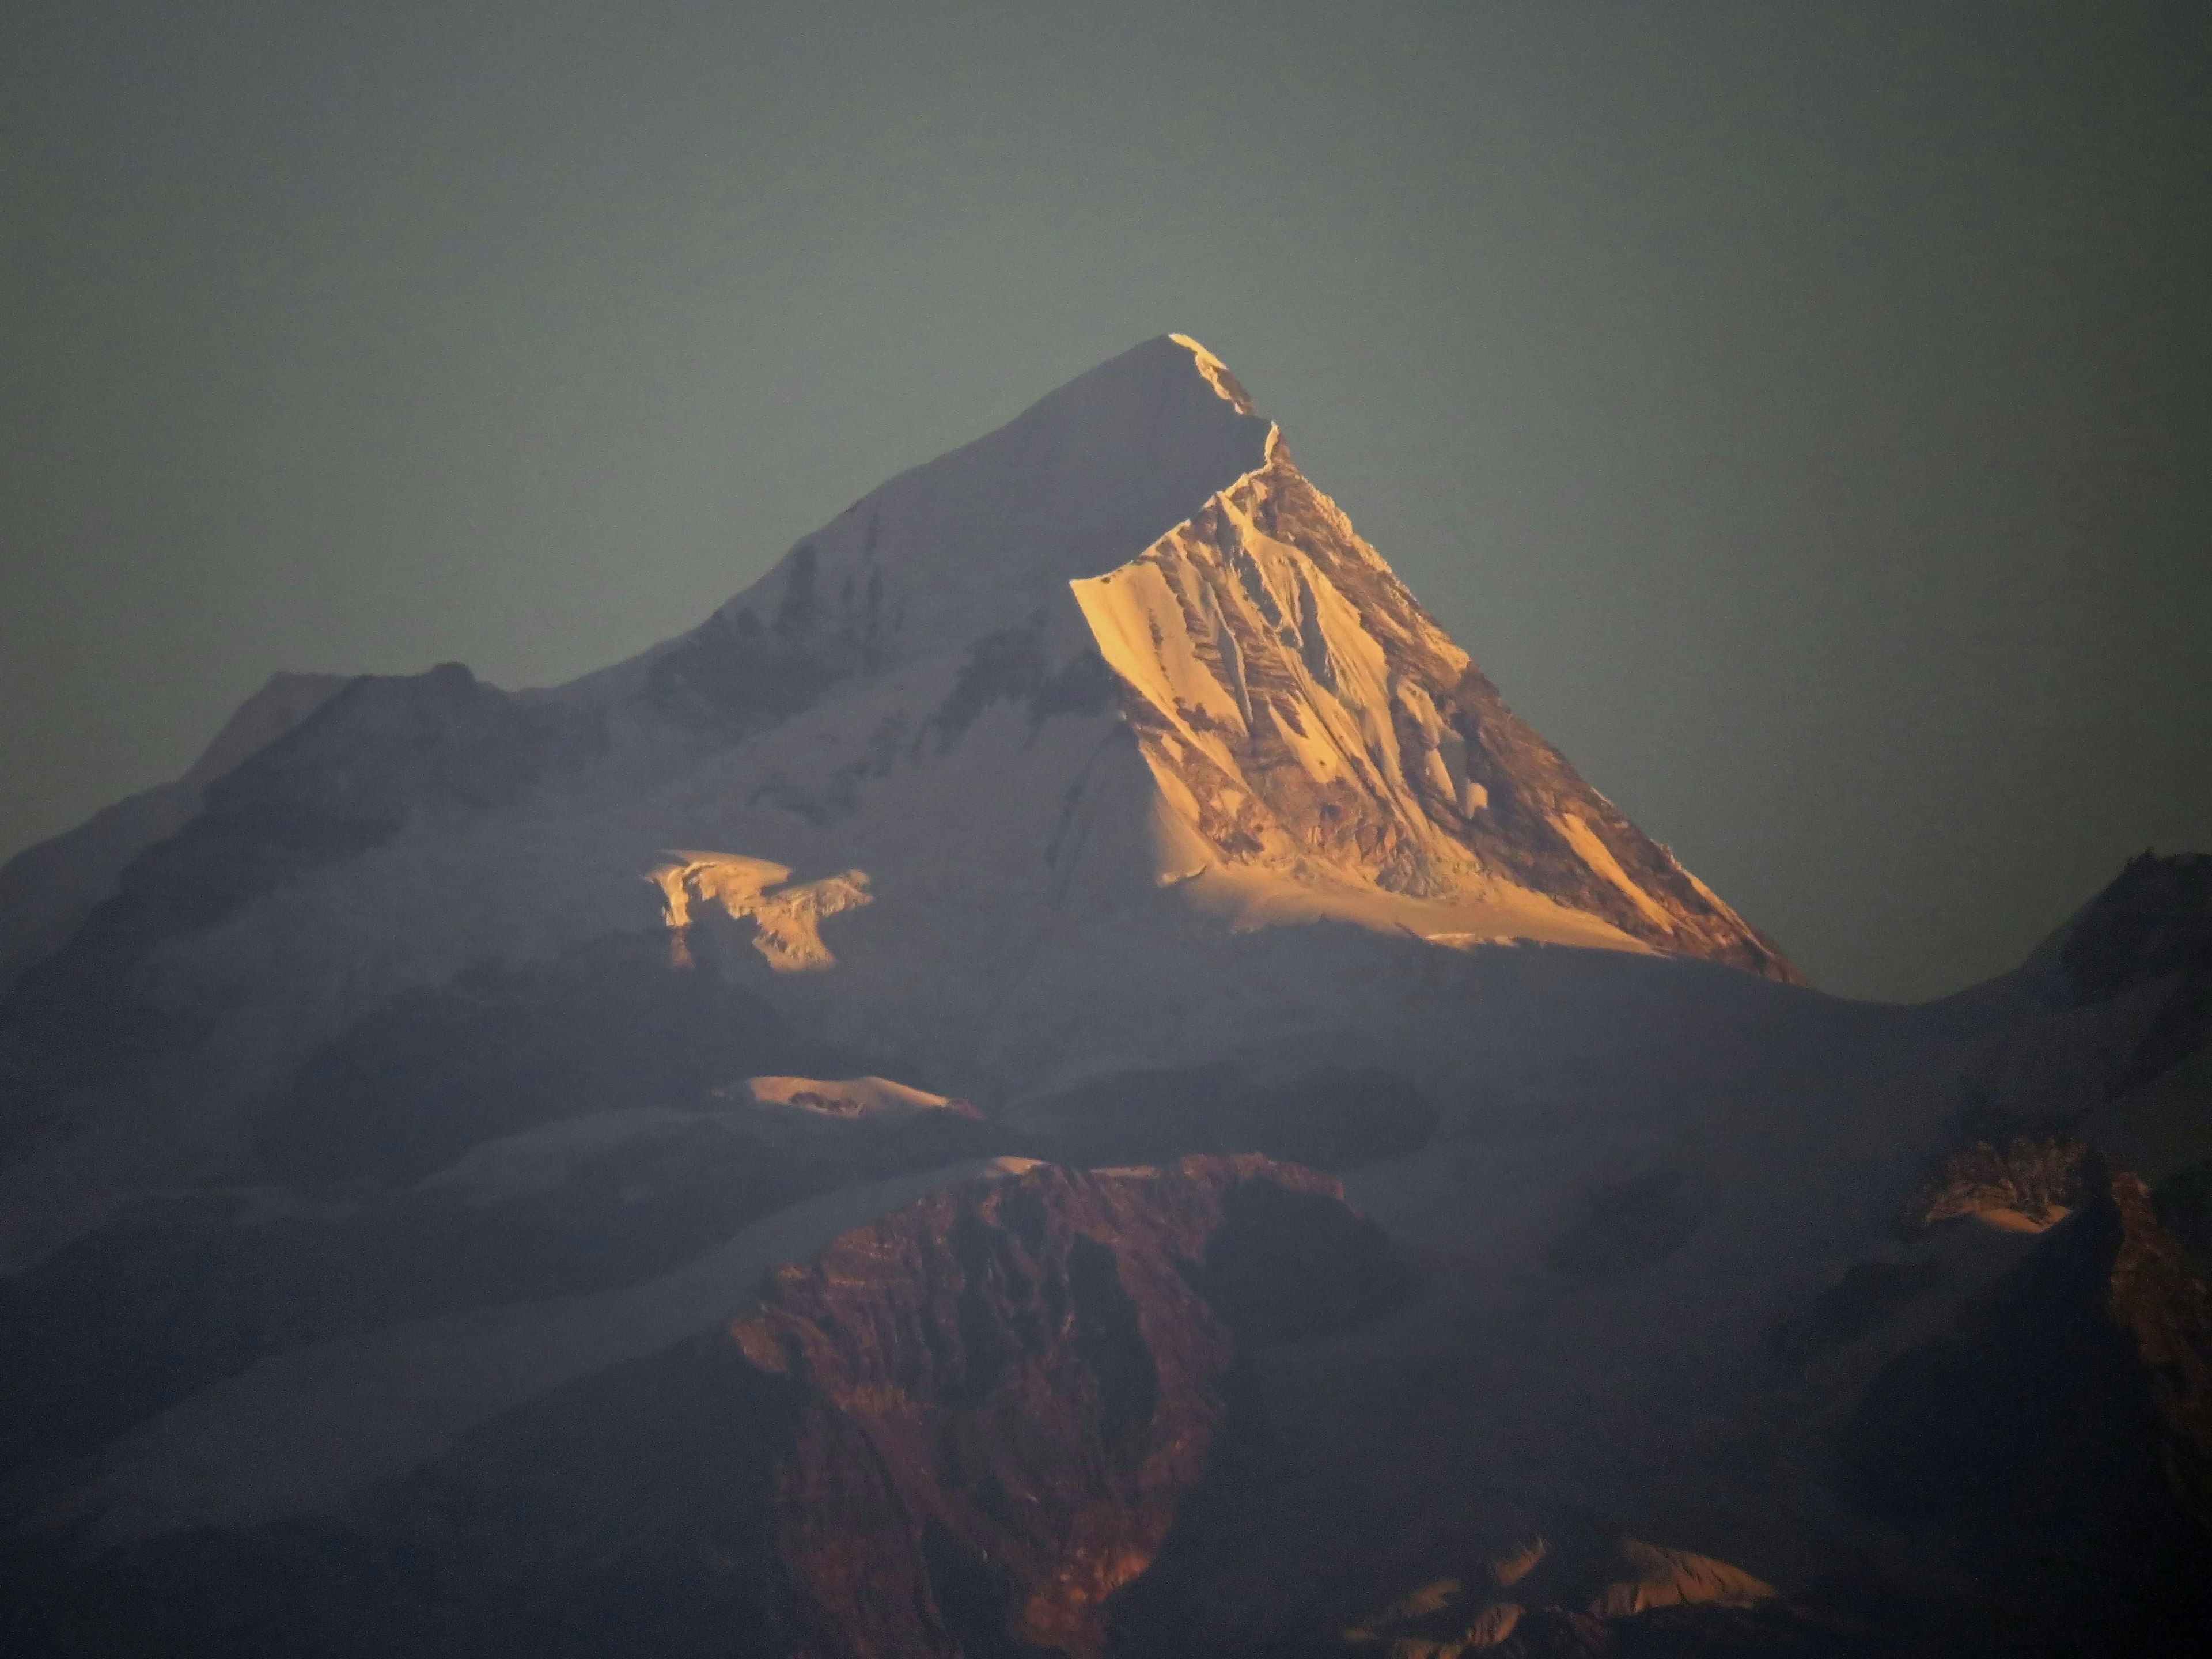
[1165,332,1260,415]
[617,336,1795,986]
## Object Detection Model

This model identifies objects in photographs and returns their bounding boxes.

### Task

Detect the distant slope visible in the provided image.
[0,673,346,999]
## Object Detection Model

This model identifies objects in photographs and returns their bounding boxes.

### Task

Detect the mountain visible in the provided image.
[614,333,1794,980]
[0,335,1789,1269]
[0,339,2205,1657]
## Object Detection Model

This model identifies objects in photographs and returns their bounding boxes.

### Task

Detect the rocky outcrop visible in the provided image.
[738,1155,1407,1659]
[1906,1134,2088,1233]
[649,853,874,974]
[1071,439,1800,983]
[27,664,603,1004]
[1337,1531,1793,1657]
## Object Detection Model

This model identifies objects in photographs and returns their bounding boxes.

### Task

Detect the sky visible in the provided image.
[3,1,2206,1003]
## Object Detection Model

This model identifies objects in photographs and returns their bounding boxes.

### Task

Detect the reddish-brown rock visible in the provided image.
[2107,1167,2212,1529]
[731,1154,1405,1659]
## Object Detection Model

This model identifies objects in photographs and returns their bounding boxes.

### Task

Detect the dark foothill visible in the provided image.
[1773,1260,1942,1362]
[1838,1163,2212,1651]
[1544,1172,1701,1280]
[254,933,815,1190]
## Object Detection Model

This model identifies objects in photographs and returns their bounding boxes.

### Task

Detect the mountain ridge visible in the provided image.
[2,336,2203,1657]
[0,334,1794,1270]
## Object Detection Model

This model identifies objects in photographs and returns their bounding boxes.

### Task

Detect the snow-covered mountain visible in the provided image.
[0,339,2205,1658]
[599,332,1794,980]
[0,335,1790,1271]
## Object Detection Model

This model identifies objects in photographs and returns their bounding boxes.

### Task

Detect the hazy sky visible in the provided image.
[5,2,2206,1001]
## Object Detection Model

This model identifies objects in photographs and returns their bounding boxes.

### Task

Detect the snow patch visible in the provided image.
[1552,814,1677,934]
[730,1074,983,1133]
[649,852,872,972]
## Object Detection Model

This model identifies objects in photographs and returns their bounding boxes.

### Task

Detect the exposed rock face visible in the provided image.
[1338,1531,1791,1657]
[1906,1133,2089,1234]
[737,1155,1407,1659]
[649,852,874,974]
[1073,440,1798,983]
[2108,1170,2212,1527]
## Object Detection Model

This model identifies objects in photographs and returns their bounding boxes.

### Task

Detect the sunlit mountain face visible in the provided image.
[1,341,2205,1657]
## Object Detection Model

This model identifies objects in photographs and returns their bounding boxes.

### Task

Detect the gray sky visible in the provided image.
[4,1,2206,1002]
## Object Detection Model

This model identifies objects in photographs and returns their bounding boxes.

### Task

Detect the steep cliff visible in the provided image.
[737,1154,1407,1658]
